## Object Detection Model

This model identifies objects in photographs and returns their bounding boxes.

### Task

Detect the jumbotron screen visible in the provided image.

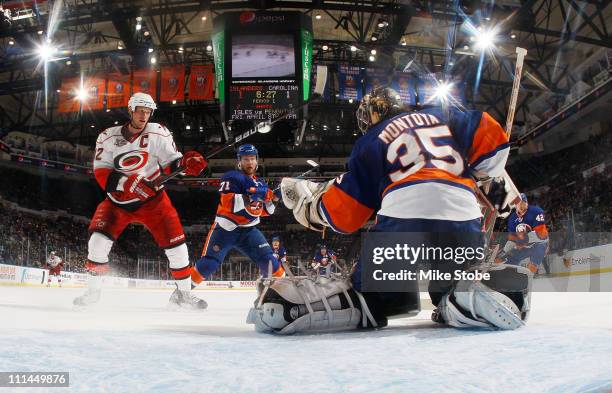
[212,11,313,123]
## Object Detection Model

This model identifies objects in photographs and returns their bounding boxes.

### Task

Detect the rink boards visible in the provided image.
[0,264,256,290]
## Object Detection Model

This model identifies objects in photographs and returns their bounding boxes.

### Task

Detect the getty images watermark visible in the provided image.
[360,232,612,292]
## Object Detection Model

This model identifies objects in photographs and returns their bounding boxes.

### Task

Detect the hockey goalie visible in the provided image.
[247,87,533,334]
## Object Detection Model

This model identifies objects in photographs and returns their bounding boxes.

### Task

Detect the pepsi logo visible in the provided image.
[114,150,149,172]
[240,11,256,24]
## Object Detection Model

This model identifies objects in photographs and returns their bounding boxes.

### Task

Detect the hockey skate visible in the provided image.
[73,288,101,307]
[168,287,208,310]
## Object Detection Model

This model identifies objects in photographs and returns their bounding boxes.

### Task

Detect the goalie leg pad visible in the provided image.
[247,276,378,334]
[436,264,532,330]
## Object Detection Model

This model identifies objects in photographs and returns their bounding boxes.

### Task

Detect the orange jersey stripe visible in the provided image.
[468,112,509,165]
[321,185,374,233]
[534,224,549,239]
[216,193,255,225]
[382,167,476,197]
[200,222,217,256]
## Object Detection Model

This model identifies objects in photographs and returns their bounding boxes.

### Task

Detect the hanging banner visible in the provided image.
[83,76,106,111]
[57,77,81,113]
[160,65,185,102]
[365,68,390,95]
[132,69,157,99]
[338,64,363,101]
[391,72,417,106]
[310,64,330,100]
[107,73,131,108]
[188,64,214,100]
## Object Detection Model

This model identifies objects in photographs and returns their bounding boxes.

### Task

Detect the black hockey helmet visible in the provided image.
[356,87,404,133]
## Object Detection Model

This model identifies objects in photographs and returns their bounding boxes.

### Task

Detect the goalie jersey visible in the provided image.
[319,108,510,233]
[215,170,275,231]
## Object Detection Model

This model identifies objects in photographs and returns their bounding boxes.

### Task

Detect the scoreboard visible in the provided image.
[212,12,313,124]
[229,83,300,121]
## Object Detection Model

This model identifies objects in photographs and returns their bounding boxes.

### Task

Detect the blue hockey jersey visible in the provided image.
[318,107,510,233]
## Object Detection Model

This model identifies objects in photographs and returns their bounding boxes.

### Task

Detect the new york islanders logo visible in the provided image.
[114,150,149,172]
[515,223,532,233]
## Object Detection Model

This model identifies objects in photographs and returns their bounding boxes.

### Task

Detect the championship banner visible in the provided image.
[417,78,438,106]
[365,68,390,95]
[132,69,158,99]
[160,65,185,102]
[338,64,363,101]
[188,64,214,100]
[82,76,106,111]
[57,77,81,113]
[107,73,131,108]
[391,72,417,106]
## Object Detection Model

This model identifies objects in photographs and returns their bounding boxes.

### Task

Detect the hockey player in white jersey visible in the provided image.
[45,251,64,287]
[73,92,208,308]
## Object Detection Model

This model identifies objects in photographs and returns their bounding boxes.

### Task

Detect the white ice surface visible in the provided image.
[1,285,612,393]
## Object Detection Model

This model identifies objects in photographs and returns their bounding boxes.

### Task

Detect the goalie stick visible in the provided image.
[478,47,527,239]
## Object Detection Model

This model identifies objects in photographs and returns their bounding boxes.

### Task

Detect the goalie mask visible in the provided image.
[356,87,404,133]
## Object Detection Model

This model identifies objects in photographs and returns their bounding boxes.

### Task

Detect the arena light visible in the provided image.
[474,28,498,51]
[350,45,357,52]
[433,81,453,102]
[8,39,15,45]
[37,42,57,62]
[306,160,318,167]
[206,45,212,51]
[370,49,376,55]
[322,45,329,51]
[369,55,376,62]
[150,56,157,64]
[76,87,89,102]
[135,23,142,31]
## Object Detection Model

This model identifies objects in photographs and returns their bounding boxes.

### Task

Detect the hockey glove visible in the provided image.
[180,151,207,177]
[123,174,157,201]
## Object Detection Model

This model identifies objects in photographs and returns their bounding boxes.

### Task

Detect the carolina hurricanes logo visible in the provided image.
[240,11,256,24]
[114,150,149,172]
[515,223,532,233]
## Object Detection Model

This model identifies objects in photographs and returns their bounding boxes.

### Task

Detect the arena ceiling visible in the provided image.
[0,0,609,159]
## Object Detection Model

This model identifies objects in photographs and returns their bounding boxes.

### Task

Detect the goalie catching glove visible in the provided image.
[279,178,334,232]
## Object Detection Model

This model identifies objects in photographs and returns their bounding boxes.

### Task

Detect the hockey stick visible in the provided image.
[206,65,329,159]
[152,166,186,188]
[272,160,320,193]
[479,47,527,238]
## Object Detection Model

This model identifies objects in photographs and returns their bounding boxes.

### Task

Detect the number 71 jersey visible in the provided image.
[319,107,510,233]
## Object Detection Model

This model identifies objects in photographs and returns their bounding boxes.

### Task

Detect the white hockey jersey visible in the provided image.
[47,255,62,268]
[93,122,182,210]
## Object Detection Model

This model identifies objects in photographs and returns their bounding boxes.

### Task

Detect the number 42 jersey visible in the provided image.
[319,108,510,233]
